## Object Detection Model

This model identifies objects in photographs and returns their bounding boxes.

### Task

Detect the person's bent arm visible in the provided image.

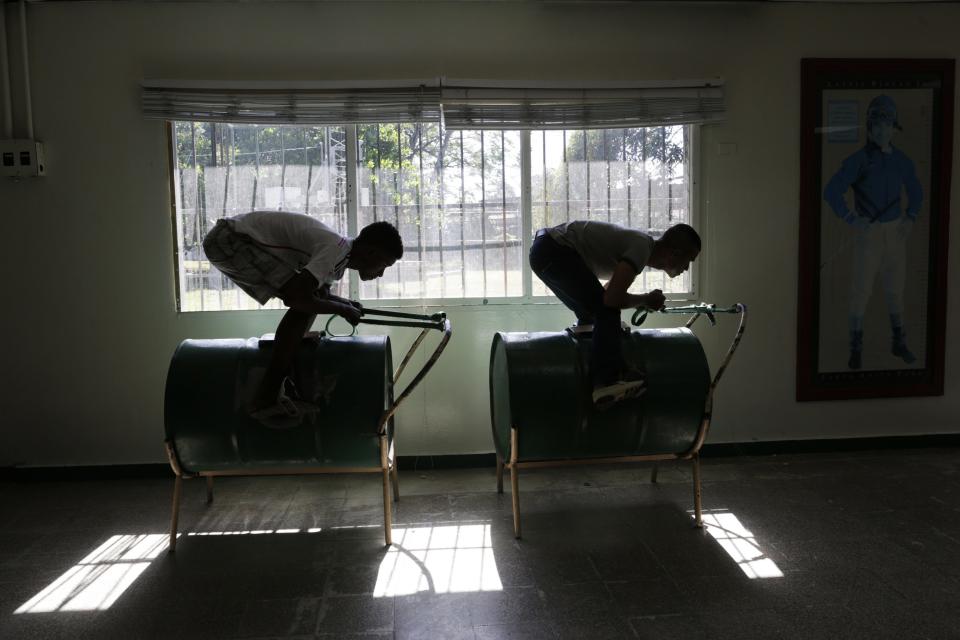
[602,261,664,310]
[901,154,923,220]
[824,154,862,223]
[312,283,363,311]
[279,271,361,324]
[326,292,363,311]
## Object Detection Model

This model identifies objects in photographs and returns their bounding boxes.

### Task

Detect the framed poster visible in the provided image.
[798,59,954,401]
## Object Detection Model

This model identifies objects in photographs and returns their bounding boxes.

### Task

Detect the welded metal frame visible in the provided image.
[165,312,452,551]
[497,303,747,539]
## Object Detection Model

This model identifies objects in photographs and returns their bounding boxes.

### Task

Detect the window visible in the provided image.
[530,127,693,298]
[170,121,696,312]
[356,124,523,300]
[172,122,348,311]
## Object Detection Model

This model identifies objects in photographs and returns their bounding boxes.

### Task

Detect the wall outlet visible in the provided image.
[1,140,46,177]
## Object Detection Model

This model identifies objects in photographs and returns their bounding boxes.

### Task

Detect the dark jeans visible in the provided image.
[529,230,622,386]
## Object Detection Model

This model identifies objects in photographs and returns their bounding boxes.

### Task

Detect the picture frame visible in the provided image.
[797,58,954,401]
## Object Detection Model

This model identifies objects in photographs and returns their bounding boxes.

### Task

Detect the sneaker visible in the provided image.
[891,329,917,365]
[248,377,320,430]
[568,323,594,336]
[891,341,916,364]
[592,379,646,411]
[277,377,323,415]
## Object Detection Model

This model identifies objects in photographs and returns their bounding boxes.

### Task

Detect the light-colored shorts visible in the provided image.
[202,219,297,305]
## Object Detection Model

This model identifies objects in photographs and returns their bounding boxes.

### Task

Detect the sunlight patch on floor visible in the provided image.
[374,523,503,597]
[15,534,168,613]
[698,510,784,579]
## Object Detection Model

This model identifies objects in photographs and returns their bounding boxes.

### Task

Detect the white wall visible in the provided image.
[0,1,957,466]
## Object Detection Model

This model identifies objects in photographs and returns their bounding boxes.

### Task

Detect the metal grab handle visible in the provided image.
[360,307,446,323]
[325,307,447,336]
[631,303,743,328]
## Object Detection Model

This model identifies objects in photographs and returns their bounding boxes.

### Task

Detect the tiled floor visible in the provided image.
[1,448,959,639]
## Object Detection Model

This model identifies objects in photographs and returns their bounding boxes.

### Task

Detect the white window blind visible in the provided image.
[440,81,725,130]
[142,81,443,125]
[143,79,724,130]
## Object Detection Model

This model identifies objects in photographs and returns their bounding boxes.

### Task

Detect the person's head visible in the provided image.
[350,221,403,281]
[866,95,900,150]
[656,223,701,278]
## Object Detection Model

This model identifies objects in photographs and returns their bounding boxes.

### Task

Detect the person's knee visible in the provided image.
[528,241,549,273]
[201,233,218,260]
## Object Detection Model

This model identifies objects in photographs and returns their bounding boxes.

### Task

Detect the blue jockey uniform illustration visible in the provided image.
[823,95,923,370]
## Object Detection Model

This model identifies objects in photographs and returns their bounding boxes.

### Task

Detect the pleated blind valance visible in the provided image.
[142,79,724,129]
[439,83,724,130]
[141,81,442,125]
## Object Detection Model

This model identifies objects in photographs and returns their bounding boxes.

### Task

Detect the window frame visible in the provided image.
[167,122,701,311]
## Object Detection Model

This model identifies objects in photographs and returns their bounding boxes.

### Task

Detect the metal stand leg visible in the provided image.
[205,476,214,504]
[496,454,504,494]
[380,436,393,546]
[650,463,659,484]
[391,464,400,503]
[169,475,182,552]
[692,454,703,528]
[510,428,521,539]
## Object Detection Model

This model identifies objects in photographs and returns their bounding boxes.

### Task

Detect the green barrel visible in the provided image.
[165,336,394,474]
[489,328,710,461]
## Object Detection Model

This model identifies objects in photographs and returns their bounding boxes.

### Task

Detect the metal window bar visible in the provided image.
[563,130,569,224]
[346,124,360,301]
[521,130,532,300]
[624,129,632,228]
[583,130,590,221]
[373,125,382,298]
[220,125,230,218]
[279,126,287,208]
[217,123,228,310]
[252,126,260,210]
[542,132,548,226]
[459,130,466,297]
[417,124,425,293]
[645,127,652,231]
[604,129,611,223]
[191,122,205,312]
[395,125,403,297]
[501,130,507,295]
[664,127,671,224]
[661,126,670,291]
[480,130,487,298]
[437,126,446,299]
[303,128,312,214]
[334,129,346,237]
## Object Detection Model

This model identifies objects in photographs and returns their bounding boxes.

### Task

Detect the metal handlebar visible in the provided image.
[631,303,744,328]
[325,307,447,336]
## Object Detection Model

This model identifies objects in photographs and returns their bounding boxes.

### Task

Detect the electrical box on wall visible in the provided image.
[1,140,46,177]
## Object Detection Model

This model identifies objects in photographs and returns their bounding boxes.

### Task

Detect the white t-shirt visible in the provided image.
[547,220,654,279]
[231,211,352,287]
